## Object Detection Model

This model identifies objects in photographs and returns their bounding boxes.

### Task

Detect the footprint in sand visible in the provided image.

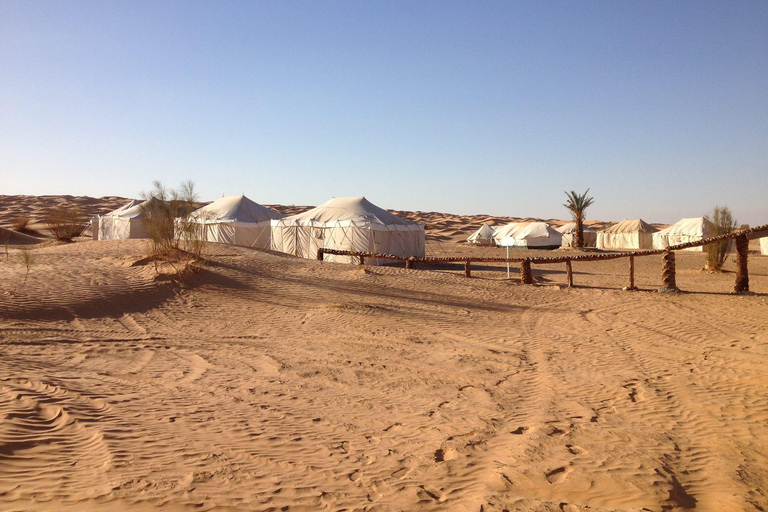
[421,485,446,502]
[392,467,413,479]
[546,466,573,484]
[566,444,587,455]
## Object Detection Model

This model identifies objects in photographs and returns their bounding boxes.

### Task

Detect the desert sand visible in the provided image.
[1,195,767,512]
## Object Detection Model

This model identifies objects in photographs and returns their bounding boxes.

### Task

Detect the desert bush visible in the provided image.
[43,207,86,241]
[140,180,205,261]
[705,206,736,271]
[12,216,30,231]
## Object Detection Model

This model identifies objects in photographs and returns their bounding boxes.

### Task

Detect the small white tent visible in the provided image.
[494,222,562,249]
[557,222,597,248]
[467,224,496,245]
[270,196,425,264]
[760,237,768,255]
[597,219,657,250]
[182,195,284,249]
[97,200,150,240]
[653,217,715,252]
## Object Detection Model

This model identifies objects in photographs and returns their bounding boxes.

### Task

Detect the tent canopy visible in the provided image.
[602,219,657,234]
[189,195,283,224]
[271,197,425,263]
[653,217,715,251]
[182,195,284,249]
[494,222,562,249]
[597,219,657,250]
[467,224,496,244]
[655,217,714,238]
[278,196,418,228]
[557,222,596,234]
[558,222,597,247]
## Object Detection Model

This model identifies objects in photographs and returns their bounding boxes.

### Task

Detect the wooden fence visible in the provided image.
[317,224,768,294]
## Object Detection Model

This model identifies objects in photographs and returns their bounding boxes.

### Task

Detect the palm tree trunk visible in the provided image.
[575,216,584,249]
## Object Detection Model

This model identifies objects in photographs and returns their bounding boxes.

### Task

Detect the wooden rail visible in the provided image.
[317,223,767,294]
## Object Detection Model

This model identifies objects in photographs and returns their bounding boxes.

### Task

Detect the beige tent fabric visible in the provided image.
[467,224,496,245]
[597,219,657,250]
[97,200,150,240]
[760,237,768,255]
[270,197,425,264]
[494,222,562,249]
[557,222,597,248]
[491,222,526,242]
[653,217,715,252]
[183,195,284,249]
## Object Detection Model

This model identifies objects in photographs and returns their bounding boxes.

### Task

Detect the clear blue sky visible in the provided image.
[1,1,766,225]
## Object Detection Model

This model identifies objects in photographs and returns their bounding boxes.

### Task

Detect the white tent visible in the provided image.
[270,196,425,264]
[97,200,150,240]
[182,195,284,249]
[494,222,562,249]
[597,219,657,250]
[467,224,496,245]
[557,222,597,248]
[653,217,715,252]
[760,237,768,255]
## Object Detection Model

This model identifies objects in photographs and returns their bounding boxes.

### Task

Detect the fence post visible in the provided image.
[317,249,324,261]
[658,250,679,293]
[565,259,573,287]
[465,260,471,278]
[734,234,749,293]
[406,257,415,270]
[521,259,532,284]
[627,255,636,290]
[359,254,365,266]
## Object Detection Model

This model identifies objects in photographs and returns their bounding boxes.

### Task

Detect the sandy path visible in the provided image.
[1,240,767,511]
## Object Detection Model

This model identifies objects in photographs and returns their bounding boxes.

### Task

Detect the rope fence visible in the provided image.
[317,223,768,294]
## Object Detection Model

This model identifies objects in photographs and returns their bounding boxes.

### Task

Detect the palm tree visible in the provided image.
[563,189,595,249]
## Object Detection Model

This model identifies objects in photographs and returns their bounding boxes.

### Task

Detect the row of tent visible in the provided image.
[94,195,426,263]
[469,217,768,253]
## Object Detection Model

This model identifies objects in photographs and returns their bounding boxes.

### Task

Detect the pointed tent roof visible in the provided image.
[655,217,714,237]
[103,199,143,217]
[467,223,496,243]
[602,219,658,234]
[102,199,152,219]
[278,197,420,227]
[557,222,596,234]
[190,195,284,223]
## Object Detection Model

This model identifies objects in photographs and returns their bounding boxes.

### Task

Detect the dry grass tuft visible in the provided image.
[11,216,42,236]
[42,207,86,241]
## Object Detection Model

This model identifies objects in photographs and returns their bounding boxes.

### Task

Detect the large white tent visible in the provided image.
[97,200,150,240]
[760,237,768,255]
[653,217,715,252]
[182,195,284,249]
[467,224,496,245]
[597,219,657,250]
[493,222,562,249]
[270,196,425,264]
[557,222,597,248]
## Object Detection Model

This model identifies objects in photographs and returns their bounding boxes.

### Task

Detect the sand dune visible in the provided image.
[0,195,650,247]
[1,196,767,511]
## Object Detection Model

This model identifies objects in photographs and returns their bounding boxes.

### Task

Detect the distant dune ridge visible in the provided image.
[1,195,767,511]
[0,194,633,246]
